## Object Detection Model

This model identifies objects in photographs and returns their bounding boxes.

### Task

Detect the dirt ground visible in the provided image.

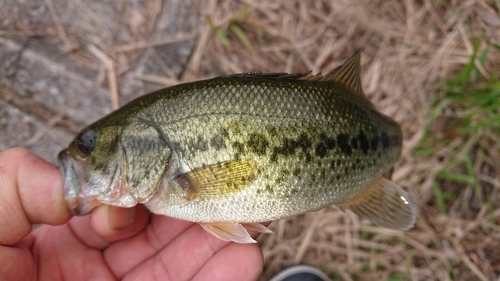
[1,0,500,280]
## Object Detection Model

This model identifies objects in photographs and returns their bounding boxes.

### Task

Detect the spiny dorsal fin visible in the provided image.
[298,51,364,96]
[220,72,303,80]
[296,71,324,81]
[338,176,418,230]
[175,160,258,200]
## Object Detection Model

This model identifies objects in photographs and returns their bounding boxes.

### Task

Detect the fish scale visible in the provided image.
[134,76,401,222]
[58,51,417,243]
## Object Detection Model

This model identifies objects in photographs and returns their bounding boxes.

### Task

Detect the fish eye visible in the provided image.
[77,143,92,156]
[76,130,96,157]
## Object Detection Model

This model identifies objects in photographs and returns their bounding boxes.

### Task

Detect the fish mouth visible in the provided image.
[58,149,99,215]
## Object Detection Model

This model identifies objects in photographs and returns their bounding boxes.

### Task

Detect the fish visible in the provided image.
[58,51,418,243]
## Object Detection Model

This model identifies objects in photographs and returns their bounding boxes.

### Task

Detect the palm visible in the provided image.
[26,205,263,281]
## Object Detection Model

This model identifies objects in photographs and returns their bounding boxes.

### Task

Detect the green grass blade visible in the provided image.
[229,5,253,22]
[229,23,257,55]
[215,28,230,46]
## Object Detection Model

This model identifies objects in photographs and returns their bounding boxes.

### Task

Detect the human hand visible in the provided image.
[0,148,263,281]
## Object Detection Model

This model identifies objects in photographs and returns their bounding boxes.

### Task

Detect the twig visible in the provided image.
[114,33,197,52]
[293,208,325,263]
[2,38,30,78]
[23,96,85,146]
[181,26,211,81]
[88,45,120,110]
[345,210,353,265]
[147,48,181,81]
[451,239,489,281]
[45,0,74,52]
[74,0,111,36]
[131,74,179,87]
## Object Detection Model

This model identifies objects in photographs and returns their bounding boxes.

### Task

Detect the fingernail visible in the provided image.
[108,206,136,230]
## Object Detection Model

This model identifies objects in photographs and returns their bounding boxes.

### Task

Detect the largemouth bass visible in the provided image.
[58,51,417,243]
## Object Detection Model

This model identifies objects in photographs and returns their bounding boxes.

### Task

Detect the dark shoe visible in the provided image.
[269,265,330,281]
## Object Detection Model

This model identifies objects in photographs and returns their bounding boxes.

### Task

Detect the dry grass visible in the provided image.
[4,0,500,280]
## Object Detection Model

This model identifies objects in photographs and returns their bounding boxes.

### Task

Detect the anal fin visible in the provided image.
[338,177,418,230]
[242,223,273,234]
[200,222,272,244]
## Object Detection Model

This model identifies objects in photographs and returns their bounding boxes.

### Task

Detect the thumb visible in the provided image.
[0,148,71,245]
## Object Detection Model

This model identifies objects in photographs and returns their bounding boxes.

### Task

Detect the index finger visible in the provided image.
[0,148,71,245]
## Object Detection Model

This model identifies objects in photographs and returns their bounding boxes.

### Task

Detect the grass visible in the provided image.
[206,4,257,55]
[410,40,500,280]
[415,41,500,220]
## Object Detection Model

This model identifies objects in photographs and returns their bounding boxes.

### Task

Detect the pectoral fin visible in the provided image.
[175,160,258,200]
[338,176,418,230]
[200,222,271,244]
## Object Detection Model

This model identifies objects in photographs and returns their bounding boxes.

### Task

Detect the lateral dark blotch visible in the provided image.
[315,133,336,158]
[297,133,312,151]
[210,134,226,150]
[270,133,312,162]
[319,168,326,180]
[232,142,245,154]
[351,136,358,150]
[315,142,327,158]
[357,131,369,154]
[336,134,352,155]
[370,135,379,151]
[247,133,269,155]
[381,132,390,149]
[196,135,209,151]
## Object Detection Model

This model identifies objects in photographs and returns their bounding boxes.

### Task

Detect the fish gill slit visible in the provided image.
[136,116,169,146]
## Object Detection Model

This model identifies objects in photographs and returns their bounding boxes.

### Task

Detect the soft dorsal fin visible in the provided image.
[324,50,364,96]
[299,51,364,96]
